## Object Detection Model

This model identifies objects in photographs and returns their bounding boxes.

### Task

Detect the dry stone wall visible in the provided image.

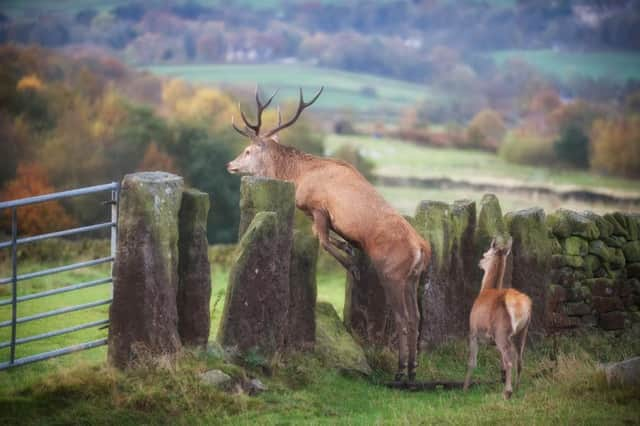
[547,209,640,331]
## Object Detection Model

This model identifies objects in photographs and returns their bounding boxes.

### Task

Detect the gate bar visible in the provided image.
[0,277,112,307]
[0,182,118,210]
[0,319,109,350]
[0,299,112,328]
[0,338,108,371]
[0,222,116,250]
[0,257,114,285]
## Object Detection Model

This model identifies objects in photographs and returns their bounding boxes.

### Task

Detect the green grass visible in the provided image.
[326,134,640,195]
[1,251,639,425]
[491,49,640,82]
[146,64,438,113]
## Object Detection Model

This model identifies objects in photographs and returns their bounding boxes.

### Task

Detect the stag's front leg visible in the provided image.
[312,210,359,279]
[329,233,356,257]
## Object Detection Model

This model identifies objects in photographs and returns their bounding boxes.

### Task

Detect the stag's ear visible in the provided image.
[271,134,280,143]
[490,238,497,250]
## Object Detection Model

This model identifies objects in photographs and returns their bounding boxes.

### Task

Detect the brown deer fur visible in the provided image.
[227,88,431,381]
[463,237,532,399]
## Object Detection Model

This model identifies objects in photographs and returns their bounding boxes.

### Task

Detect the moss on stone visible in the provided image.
[583,211,613,239]
[238,176,295,238]
[506,208,552,264]
[315,302,371,375]
[563,236,589,256]
[604,213,630,239]
[414,201,451,273]
[546,209,599,240]
[589,240,615,262]
[623,241,640,263]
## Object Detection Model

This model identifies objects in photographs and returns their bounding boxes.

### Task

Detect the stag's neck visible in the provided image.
[268,143,318,183]
[479,257,507,292]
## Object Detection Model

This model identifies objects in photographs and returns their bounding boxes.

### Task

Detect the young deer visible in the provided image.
[227,88,431,381]
[463,237,532,399]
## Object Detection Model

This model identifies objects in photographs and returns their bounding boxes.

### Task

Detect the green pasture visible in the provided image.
[491,49,640,82]
[326,134,640,196]
[1,251,639,425]
[146,64,435,113]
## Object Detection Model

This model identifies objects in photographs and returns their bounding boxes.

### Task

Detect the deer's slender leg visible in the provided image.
[497,338,516,400]
[405,277,420,382]
[463,332,479,391]
[312,210,359,278]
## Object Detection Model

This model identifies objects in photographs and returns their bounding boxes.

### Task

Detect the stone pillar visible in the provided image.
[413,200,476,348]
[177,188,211,348]
[288,227,319,350]
[506,208,552,333]
[108,172,184,369]
[218,177,295,356]
[343,248,397,348]
[475,194,511,287]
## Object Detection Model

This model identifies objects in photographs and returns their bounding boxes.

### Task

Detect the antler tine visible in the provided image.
[264,86,324,138]
[231,115,252,138]
[277,104,282,126]
[253,88,278,135]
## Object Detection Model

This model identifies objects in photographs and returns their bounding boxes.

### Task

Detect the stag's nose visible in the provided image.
[226,162,238,174]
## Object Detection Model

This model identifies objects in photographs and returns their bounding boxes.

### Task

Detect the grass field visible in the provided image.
[1,251,639,425]
[146,64,436,113]
[326,134,640,196]
[491,49,640,82]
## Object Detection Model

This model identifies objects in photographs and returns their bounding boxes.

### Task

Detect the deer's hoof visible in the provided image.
[349,265,360,281]
[407,371,416,383]
[503,390,512,400]
[394,372,405,382]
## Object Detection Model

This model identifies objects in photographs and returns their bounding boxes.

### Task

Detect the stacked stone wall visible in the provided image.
[547,209,640,331]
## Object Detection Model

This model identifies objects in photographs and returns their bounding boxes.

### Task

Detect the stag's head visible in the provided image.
[479,236,513,270]
[226,87,323,176]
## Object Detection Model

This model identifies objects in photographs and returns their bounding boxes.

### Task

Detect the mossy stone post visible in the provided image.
[343,248,397,348]
[177,188,211,349]
[475,194,511,286]
[218,177,295,356]
[506,208,552,333]
[288,222,319,350]
[413,200,476,347]
[108,172,184,369]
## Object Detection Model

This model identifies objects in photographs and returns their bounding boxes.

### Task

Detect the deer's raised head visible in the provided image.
[479,236,513,271]
[226,87,323,176]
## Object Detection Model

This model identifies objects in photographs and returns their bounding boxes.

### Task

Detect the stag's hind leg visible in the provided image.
[384,282,409,382]
[405,277,420,382]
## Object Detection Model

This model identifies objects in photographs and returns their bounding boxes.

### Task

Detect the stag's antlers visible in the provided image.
[232,86,323,139]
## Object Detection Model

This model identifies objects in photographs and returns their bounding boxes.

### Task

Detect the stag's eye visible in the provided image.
[244,149,250,155]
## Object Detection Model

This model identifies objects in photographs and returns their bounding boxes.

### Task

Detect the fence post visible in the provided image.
[10,207,18,365]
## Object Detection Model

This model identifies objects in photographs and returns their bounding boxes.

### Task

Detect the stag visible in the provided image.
[463,237,532,399]
[227,88,431,381]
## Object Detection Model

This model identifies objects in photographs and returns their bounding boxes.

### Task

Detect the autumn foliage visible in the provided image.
[1,163,75,235]
[591,115,640,179]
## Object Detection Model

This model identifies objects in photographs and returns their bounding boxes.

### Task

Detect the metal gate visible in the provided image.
[0,183,118,370]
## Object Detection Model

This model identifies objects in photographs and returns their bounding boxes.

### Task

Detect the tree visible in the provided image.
[551,100,603,168]
[591,116,640,178]
[169,124,242,243]
[465,109,507,151]
[1,163,75,236]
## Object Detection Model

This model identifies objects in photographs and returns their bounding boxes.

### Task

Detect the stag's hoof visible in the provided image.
[407,371,416,383]
[394,372,405,382]
[503,390,512,400]
[349,265,360,281]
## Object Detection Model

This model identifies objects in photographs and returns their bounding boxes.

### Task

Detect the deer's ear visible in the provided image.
[505,236,513,255]
[490,238,497,249]
[271,134,280,143]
